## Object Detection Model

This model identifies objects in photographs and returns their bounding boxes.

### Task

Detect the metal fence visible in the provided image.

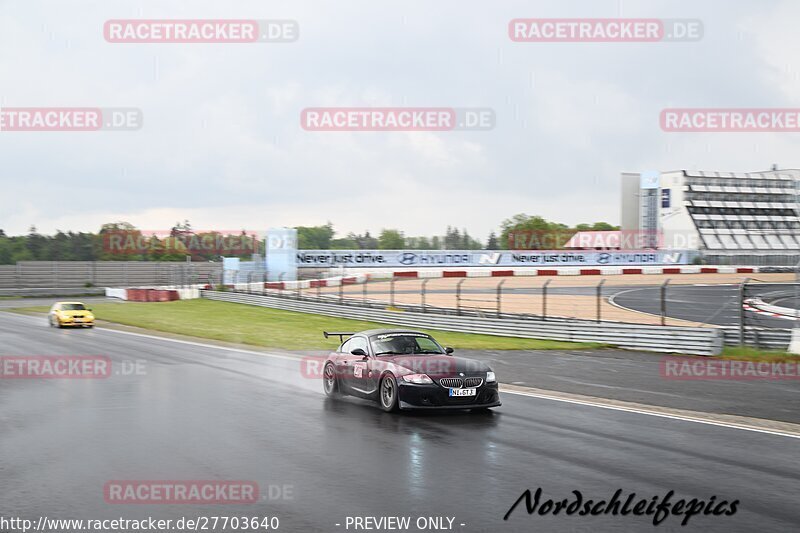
[202,290,723,355]
[699,253,800,267]
[304,276,798,325]
[0,261,223,288]
[222,275,799,350]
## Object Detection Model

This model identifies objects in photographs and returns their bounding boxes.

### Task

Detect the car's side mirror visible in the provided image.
[445,347,454,354]
[351,348,368,358]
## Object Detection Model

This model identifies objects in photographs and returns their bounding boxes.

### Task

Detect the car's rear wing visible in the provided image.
[323,331,355,343]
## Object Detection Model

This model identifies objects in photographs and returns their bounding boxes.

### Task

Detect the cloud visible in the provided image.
[1,0,799,241]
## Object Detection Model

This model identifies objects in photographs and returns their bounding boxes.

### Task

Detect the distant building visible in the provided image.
[620,168,800,264]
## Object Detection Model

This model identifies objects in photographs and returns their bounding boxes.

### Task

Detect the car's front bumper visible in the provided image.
[397,381,501,410]
[58,318,94,326]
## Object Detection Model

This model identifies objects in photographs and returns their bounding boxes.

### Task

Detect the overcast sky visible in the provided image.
[2,0,800,240]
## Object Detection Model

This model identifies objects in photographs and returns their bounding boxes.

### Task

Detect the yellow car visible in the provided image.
[49,301,95,328]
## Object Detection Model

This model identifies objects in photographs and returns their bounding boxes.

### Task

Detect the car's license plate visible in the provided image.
[449,388,476,397]
[73,319,82,323]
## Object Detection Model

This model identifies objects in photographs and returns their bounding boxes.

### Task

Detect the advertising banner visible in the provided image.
[296,250,689,268]
[267,228,298,281]
[222,257,240,284]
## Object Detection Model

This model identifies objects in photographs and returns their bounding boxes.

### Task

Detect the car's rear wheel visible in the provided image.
[379,374,399,412]
[323,363,339,397]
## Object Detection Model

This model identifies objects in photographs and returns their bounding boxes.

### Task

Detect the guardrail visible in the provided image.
[201,290,724,355]
[721,328,792,350]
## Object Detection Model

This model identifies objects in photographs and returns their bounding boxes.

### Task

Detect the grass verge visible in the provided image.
[9,299,605,351]
[719,345,800,362]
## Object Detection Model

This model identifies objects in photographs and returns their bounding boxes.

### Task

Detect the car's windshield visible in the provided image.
[370,333,444,356]
[61,303,86,310]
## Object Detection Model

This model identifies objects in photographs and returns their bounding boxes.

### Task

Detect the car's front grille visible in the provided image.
[439,377,485,388]
[439,377,463,388]
[464,377,483,388]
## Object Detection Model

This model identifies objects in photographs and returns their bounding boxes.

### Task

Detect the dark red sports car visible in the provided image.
[322,329,501,412]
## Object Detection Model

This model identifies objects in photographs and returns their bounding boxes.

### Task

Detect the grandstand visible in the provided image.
[621,168,800,265]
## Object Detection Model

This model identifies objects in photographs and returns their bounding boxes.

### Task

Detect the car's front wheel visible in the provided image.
[323,363,339,397]
[379,374,399,412]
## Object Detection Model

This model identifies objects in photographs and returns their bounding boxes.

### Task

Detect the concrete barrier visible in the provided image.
[106,285,200,301]
[105,287,128,300]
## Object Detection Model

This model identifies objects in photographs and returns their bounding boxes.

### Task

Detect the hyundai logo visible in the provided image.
[399,252,418,265]
[597,253,611,264]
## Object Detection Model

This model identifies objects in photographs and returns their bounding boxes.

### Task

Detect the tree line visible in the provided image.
[0,215,618,264]
[295,224,486,250]
[295,217,618,251]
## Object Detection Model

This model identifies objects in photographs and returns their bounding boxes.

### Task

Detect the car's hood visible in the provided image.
[381,354,490,377]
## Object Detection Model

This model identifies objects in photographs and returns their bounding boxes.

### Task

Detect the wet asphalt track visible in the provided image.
[1,312,799,533]
[610,284,798,328]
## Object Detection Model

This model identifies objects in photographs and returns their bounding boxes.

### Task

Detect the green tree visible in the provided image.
[378,229,405,249]
[460,229,482,250]
[355,231,378,249]
[97,221,145,260]
[0,231,11,264]
[330,236,358,249]
[499,214,571,250]
[444,226,461,249]
[25,226,47,260]
[296,223,334,249]
[486,232,499,250]
[170,219,193,237]
[405,236,432,249]
[499,215,621,250]
[590,222,618,231]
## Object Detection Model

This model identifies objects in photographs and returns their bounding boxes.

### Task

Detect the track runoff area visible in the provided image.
[299,266,796,327]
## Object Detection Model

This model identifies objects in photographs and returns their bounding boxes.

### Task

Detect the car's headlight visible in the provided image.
[402,373,433,384]
[86,314,94,320]
[486,371,496,383]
